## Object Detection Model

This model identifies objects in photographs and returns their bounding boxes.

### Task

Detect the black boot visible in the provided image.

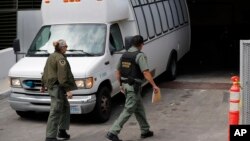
[45,137,58,141]
[106,132,122,141]
[141,130,154,138]
[57,129,70,140]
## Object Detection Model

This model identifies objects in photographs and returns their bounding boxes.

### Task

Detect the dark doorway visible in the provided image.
[180,0,250,72]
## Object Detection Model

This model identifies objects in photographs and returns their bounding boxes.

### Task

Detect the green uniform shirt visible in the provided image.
[117,46,149,73]
[42,52,77,92]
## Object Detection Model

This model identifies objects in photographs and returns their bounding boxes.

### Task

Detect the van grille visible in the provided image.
[22,79,42,91]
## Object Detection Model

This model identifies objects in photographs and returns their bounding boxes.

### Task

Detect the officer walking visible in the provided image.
[41,39,77,141]
[106,35,160,141]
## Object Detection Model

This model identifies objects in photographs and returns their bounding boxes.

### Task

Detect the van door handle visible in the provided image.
[105,61,109,65]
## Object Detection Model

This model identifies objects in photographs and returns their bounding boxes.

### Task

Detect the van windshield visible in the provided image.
[27,24,107,57]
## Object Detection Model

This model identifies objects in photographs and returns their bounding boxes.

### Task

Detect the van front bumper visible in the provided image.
[8,93,96,114]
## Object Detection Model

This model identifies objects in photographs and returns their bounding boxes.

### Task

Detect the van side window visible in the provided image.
[133,3,148,40]
[130,0,189,41]
[149,1,162,35]
[110,24,123,51]
[35,27,51,50]
[142,4,155,39]
[175,0,184,25]
[169,0,179,27]
[156,0,169,32]
[163,1,174,30]
[179,0,189,23]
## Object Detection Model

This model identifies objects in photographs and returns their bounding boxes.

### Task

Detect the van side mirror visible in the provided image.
[13,39,20,53]
[124,36,133,50]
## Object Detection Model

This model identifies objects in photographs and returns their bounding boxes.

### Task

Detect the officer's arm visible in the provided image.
[143,70,157,88]
[143,70,160,93]
[40,73,46,93]
[40,61,49,93]
[116,70,122,86]
[138,53,159,92]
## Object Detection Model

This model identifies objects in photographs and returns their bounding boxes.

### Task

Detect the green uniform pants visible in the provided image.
[46,85,70,138]
[109,83,150,135]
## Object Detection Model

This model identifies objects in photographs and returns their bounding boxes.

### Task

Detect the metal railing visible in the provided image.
[240,40,250,124]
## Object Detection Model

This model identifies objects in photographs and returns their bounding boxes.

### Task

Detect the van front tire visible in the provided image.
[92,87,111,122]
[16,111,32,118]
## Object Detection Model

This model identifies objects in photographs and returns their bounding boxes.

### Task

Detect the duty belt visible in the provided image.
[121,78,141,85]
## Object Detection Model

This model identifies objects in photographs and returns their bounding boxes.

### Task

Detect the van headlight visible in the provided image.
[75,77,93,89]
[10,78,22,87]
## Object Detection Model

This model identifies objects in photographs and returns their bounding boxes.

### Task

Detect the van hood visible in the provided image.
[9,57,104,78]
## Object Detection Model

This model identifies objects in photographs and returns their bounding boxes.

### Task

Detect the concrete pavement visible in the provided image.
[0,77,10,100]
[0,69,235,141]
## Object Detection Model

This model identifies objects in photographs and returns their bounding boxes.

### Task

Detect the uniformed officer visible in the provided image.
[106,35,160,141]
[41,39,77,141]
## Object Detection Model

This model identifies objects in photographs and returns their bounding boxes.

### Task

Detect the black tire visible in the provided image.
[16,111,33,118]
[166,56,177,81]
[92,87,111,122]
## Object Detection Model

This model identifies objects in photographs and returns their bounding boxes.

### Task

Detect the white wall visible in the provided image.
[0,48,16,79]
[18,10,43,53]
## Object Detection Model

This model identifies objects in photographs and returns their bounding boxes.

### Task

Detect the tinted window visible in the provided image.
[169,0,179,27]
[179,0,188,22]
[110,24,123,51]
[150,3,162,35]
[134,7,148,40]
[175,0,184,25]
[163,1,174,29]
[142,5,155,38]
[157,2,168,32]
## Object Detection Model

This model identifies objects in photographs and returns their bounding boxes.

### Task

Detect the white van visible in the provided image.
[9,0,190,122]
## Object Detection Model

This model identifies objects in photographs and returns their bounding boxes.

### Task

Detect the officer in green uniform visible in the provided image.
[106,35,160,141]
[41,39,77,141]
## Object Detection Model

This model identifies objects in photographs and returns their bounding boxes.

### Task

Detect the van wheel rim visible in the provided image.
[101,95,110,114]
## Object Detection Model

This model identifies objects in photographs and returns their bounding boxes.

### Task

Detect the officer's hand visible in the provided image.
[66,91,73,99]
[153,86,160,94]
[120,86,125,94]
[40,87,46,93]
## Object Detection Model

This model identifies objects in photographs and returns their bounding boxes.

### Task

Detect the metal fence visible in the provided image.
[240,40,250,124]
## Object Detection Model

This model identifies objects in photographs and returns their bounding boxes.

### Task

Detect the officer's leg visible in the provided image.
[134,91,150,134]
[109,88,137,135]
[58,89,70,130]
[46,86,63,138]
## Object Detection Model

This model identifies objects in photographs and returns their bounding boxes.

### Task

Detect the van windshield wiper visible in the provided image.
[35,50,49,53]
[29,50,49,54]
[66,49,94,56]
[27,50,50,57]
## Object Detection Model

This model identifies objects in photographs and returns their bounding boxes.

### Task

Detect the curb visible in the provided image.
[0,89,11,100]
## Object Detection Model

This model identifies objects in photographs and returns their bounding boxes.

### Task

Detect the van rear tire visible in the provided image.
[166,56,177,81]
[92,86,111,122]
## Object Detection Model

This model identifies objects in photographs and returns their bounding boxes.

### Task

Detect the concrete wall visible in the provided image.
[0,48,16,79]
[18,10,42,53]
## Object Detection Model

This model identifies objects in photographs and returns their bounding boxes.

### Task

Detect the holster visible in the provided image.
[133,83,141,94]
[121,78,142,94]
[121,78,135,85]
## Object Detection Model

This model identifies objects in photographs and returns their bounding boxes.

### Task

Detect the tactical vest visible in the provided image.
[120,51,144,80]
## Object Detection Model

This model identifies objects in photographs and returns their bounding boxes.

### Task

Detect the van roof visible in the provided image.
[42,0,129,25]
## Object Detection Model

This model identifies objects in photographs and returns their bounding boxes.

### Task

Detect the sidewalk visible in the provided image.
[0,77,11,100]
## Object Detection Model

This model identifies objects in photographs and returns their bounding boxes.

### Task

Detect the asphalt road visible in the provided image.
[0,70,231,141]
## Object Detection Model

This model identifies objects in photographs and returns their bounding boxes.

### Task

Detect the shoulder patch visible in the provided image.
[59,59,66,66]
